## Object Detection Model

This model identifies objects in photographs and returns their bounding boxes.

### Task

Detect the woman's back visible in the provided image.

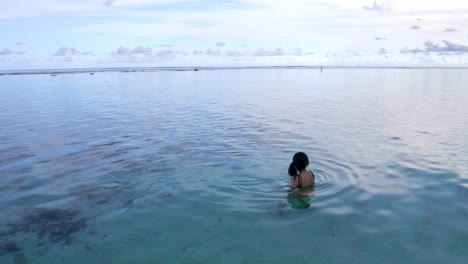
[288,152,315,189]
[291,170,315,189]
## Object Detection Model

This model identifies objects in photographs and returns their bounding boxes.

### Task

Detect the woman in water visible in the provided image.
[288,152,315,189]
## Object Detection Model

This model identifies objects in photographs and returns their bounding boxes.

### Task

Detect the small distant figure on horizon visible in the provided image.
[288,152,315,190]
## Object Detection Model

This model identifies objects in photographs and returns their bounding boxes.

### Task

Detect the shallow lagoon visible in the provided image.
[0,68,467,263]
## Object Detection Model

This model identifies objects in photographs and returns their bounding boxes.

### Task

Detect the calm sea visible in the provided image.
[0,68,467,263]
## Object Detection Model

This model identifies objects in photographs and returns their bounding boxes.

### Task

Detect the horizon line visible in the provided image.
[1,65,467,76]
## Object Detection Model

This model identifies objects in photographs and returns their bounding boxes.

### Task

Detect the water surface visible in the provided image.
[0,68,467,263]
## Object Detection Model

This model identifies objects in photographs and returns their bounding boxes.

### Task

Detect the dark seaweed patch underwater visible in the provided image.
[0,207,89,262]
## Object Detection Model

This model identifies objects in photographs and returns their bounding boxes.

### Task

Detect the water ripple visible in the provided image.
[1,69,467,263]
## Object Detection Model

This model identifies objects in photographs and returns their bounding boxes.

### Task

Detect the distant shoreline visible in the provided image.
[1,65,467,76]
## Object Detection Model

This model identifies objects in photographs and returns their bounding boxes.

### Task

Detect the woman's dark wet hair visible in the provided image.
[288,152,309,176]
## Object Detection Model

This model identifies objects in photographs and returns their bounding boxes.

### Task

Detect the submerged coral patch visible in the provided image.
[0,239,21,254]
[69,184,122,204]
[2,208,88,245]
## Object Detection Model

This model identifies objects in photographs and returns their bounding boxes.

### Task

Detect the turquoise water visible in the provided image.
[0,68,467,263]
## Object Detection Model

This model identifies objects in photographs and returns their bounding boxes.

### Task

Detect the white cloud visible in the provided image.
[103,0,116,6]
[293,48,303,56]
[2,0,468,68]
[0,0,99,19]
[53,46,81,56]
[224,50,250,56]
[1,0,468,20]
[0,48,24,55]
[102,0,194,7]
[362,1,383,11]
[105,46,192,63]
[253,48,285,56]
[112,46,153,56]
[188,47,305,57]
[401,40,468,53]
[48,47,96,63]
[70,1,468,51]
[205,49,221,56]
[3,45,468,69]
[0,0,196,19]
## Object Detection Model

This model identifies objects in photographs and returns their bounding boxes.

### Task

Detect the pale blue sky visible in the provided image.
[1,0,468,69]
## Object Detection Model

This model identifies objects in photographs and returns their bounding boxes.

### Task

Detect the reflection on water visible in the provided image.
[0,68,467,263]
[287,188,315,209]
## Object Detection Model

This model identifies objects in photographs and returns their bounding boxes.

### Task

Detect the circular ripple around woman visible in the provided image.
[308,155,360,207]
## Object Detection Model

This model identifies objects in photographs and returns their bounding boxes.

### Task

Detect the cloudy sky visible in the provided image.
[1,0,468,69]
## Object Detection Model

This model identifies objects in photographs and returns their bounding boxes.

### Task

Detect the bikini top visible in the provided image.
[297,170,315,188]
